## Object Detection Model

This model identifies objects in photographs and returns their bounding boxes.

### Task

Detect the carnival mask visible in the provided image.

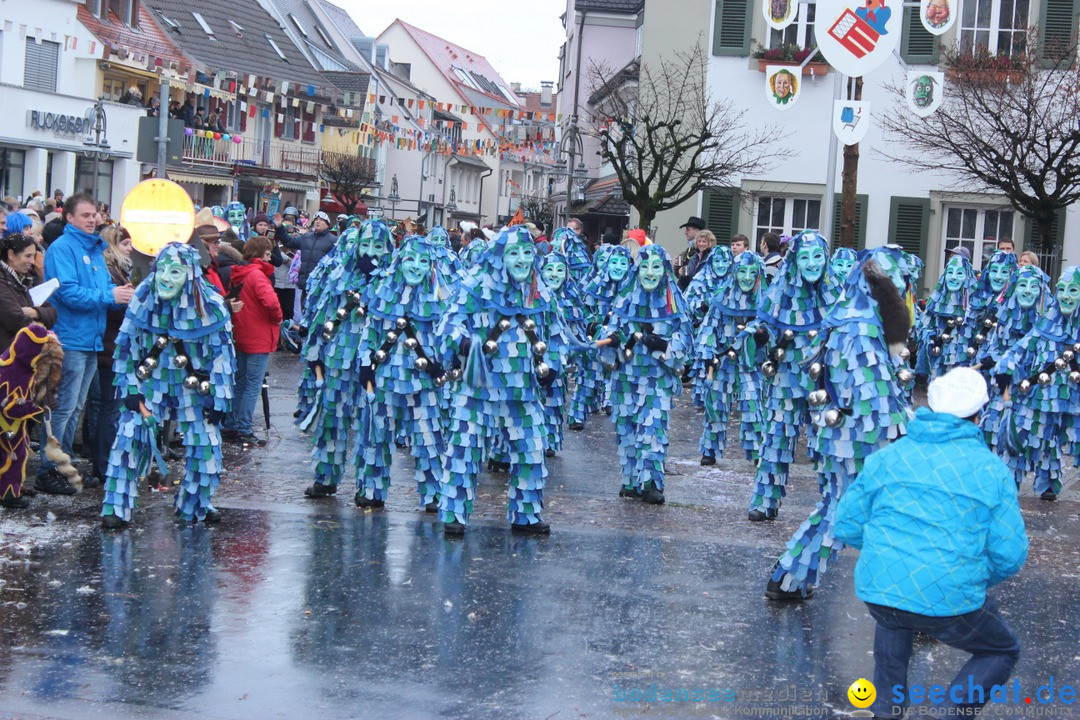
[1055,275,1080,316]
[830,257,857,283]
[400,248,431,287]
[944,257,967,293]
[542,259,568,291]
[736,262,760,292]
[710,251,732,277]
[357,227,390,258]
[607,253,630,282]
[155,256,187,301]
[796,244,827,284]
[428,232,448,248]
[986,261,1012,293]
[227,205,246,230]
[1014,275,1041,310]
[505,241,536,283]
[638,254,666,292]
[876,253,906,293]
[913,75,935,108]
[594,246,612,272]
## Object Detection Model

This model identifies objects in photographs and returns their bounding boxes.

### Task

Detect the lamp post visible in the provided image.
[558,116,585,226]
[82,98,111,200]
[387,173,401,221]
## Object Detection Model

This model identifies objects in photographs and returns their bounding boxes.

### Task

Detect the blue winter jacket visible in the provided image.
[834,407,1028,617]
[43,224,117,352]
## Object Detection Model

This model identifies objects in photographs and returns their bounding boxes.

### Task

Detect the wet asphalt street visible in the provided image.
[1,351,1078,719]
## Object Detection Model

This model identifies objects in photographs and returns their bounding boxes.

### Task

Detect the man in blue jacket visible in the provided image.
[35,194,133,494]
[835,367,1028,719]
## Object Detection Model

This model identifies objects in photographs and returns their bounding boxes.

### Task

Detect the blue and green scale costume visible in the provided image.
[685,246,733,408]
[540,251,587,455]
[914,256,976,380]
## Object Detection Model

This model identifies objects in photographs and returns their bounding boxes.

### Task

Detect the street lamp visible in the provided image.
[557,117,585,225]
[82,98,111,200]
[387,173,401,220]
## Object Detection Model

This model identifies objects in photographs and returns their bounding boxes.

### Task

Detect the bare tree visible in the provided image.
[588,44,786,230]
[320,151,377,215]
[518,190,555,234]
[880,33,1080,254]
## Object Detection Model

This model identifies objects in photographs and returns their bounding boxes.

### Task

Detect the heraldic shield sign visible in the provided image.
[833,100,871,145]
[815,0,901,77]
[763,0,798,30]
[765,65,803,111]
[906,70,944,116]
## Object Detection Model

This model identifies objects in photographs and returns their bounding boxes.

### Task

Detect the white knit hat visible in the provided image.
[927,367,989,418]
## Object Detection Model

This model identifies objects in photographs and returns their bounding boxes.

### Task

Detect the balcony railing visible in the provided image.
[181,135,321,177]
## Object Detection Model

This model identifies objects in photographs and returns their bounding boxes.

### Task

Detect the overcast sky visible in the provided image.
[336,0,565,89]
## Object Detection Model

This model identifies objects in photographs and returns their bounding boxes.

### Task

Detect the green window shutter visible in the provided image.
[887,196,930,263]
[1024,209,1065,278]
[712,0,752,56]
[900,5,939,64]
[703,187,739,241]
[831,193,868,249]
[1040,0,1080,65]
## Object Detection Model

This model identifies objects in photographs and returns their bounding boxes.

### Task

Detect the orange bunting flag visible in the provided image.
[509,207,525,226]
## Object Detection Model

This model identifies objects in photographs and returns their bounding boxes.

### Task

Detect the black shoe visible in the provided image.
[700,455,716,466]
[101,514,128,530]
[486,460,510,473]
[222,429,240,442]
[304,483,337,498]
[237,433,267,447]
[35,469,76,496]
[0,495,29,509]
[568,422,584,431]
[82,474,103,489]
[765,578,813,602]
[511,521,550,535]
[619,485,642,499]
[394,439,407,448]
[748,508,778,522]
[20,484,36,498]
[1040,490,1057,502]
[641,486,665,505]
[443,521,466,536]
[424,502,439,513]
[202,509,223,524]
[603,406,612,416]
[354,491,385,509]
[544,449,556,458]
[167,447,185,460]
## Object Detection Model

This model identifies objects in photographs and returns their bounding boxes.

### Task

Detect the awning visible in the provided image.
[168,171,232,187]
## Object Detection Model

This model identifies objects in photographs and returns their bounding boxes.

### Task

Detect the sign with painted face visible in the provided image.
[815,0,901,77]
[920,0,955,34]
[763,0,798,30]
[832,100,872,145]
[765,66,802,111]
[906,71,944,117]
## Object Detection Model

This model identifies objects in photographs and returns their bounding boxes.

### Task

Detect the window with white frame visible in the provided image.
[942,206,1016,270]
[755,195,821,243]
[769,1,816,49]
[958,0,1029,56]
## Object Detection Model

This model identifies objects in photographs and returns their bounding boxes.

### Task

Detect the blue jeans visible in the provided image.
[867,596,1021,718]
[226,351,269,435]
[84,364,122,480]
[39,349,98,475]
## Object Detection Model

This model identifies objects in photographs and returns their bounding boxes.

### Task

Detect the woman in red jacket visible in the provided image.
[224,236,282,446]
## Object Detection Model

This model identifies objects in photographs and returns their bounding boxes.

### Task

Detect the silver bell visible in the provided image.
[498,319,512,331]
[404,337,418,350]
[433,375,446,388]
[336,307,348,320]
[984,317,994,329]
[356,304,367,317]
[386,331,399,343]
[144,356,159,370]
[1054,358,1068,371]
[155,336,170,349]
[899,347,911,360]
[449,367,463,381]
[736,324,745,332]
[523,318,537,332]
[946,319,956,329]
[483,340,498,355]
[931,346,942,357]
[1073,342,1080,354]
[396,317,408,330]
[533,341,547,356]
[726,349,737,361]
[1063,350,1075,362]
[623,348,633,361]
[1037,372,1052,386]
[3,431,15,443]
[1070,371,1080,385]
[373,349,388,364]
[414,357,429,371]
[632,332,643,343]
[897,369,913,384]
[823,409,843,427]
[173,354,189,369]
[940,333,952,343]
[782,329,795,341]
[965,347,976,358]
[135,365,150,380]
[1018,379,1032,394]
[807,329,818,339]
[761,361,777,378]
[323,320,336,334]
[974,334,985,345]
[774,347,786,361]
[602,362,617,372]
[183,375,199,390]
[954,316,964,325]
[808,389,828,406]
[808,362,823,380]
[198,380,212,395]
[535,362,550,378]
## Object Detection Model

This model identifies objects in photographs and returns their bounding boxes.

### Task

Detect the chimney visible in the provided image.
[511,81,522,93]
[540,81,553,107]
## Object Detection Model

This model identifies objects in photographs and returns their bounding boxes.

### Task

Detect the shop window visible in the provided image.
[0,148,25,201]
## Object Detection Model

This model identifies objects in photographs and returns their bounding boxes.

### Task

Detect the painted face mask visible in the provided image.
[357,226,390,258]
[400,248,431,287]
[913,75,935,108]
[638,253,666,292]
[155,256,187,301]
[830,257,856,283]
[1014,275,1041,309]
[736,262,760,292]
[770,0,789,21]
[542,259,568,291]
[797,244,827,284]
[227,205,246,230]
[427,229,449,247]
[505,241,536,283]
[607,253,630,282]
[944,257,967,292]
[986,261,1012,293]
[1056,275,1080,316]
[710,251,732,277]
[876,253,906,294]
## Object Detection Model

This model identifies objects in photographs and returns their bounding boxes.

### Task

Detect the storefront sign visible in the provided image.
[26,109,93,137]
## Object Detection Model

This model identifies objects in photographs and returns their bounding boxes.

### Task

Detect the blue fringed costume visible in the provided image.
[685,246,733,409]
[101,243,235,526]
[540,251,586,456]
[915,255,976,380]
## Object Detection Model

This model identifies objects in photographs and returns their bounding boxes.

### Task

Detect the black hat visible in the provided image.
[679,216,706,230]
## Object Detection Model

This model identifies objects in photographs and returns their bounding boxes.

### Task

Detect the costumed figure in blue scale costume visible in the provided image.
[551,226,593,283]
[101,243,235,528]
[746,231,832,521]
[540,251,586,457]
[300,221,392,498]
[685,246,734,408]
[827,247,858,297]
[991,266,1080,501]
[962,250,1018,359]
[596,244,692,504]
[354,235,452,510]
[435,225,567,535]
[766,246,913,600]
[915,254,976,381]
[225,201,250,242]
[426,225,464,279]
[695,251,766,465]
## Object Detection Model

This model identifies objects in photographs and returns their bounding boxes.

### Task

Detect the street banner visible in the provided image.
[765,65,803,111]
[906,71,945,117]
[815,0,901,77]
[833,100,872,145]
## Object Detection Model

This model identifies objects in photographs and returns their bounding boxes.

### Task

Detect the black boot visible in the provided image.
[0,495,29,509]
[424,501,439,513]
[765,577,813,602]
[1040,490,1057,502]
[641,485,665,505]
[304,483,337,498]
[748,508,778,522]
[511,521,550,535]
[354,491,385,509]
[568,422,584,431]
[700,455,716,466]
[101,514,128,530]
[443,521,466,536]
[618,485,641,499]
[202,509,223,523]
